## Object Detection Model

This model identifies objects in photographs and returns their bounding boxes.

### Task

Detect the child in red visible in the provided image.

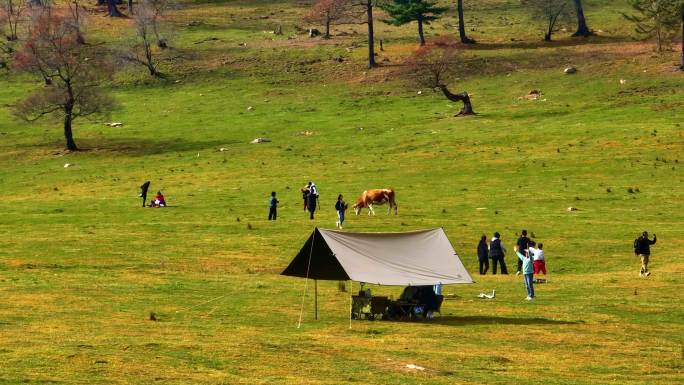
[150,191,166,207]
[529,243,546,275]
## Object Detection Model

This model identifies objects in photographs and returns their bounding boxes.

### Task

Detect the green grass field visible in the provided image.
[0,0,683,384]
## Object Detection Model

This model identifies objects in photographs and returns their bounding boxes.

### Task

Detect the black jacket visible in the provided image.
[489,239,504,258]
[517,236,530,255]
[477,239,488,261]
[634,235,656,255]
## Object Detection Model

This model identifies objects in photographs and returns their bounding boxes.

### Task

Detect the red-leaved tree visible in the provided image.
[13,9,117,151]
[403,37,475,116]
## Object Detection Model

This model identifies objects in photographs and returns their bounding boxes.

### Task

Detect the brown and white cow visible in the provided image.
[353,188,398,216]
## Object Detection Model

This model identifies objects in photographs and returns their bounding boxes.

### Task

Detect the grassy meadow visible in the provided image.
[0,0,683,384]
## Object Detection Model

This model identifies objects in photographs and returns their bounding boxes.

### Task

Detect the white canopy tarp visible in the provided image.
[281,228,473,286]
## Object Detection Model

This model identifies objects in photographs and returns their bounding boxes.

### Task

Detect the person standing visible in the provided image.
[529,242,546,276]
[268,191,279,220]
[301,183,311,211]
[139,181,151,207]
[516,230,531,275]
[335,194,347,229]
[634,231,656,277]
[307,187,318,220]
[489,232,508,275]
[477,234,489,275]
[516,249,535,301]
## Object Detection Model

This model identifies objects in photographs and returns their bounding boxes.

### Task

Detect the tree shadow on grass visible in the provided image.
[464,35,633,52]
[22,137,243,157]
[430,315,583,326]
[86,137,241,157]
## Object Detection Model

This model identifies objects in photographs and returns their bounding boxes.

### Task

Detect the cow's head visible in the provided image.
[352,200,364,215]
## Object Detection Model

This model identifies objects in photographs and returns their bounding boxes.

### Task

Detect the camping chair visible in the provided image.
[369,296,390,320]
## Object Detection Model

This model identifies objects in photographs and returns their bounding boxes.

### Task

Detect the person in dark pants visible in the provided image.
[307,189,318,219]
[302,182,311,211]
[634,231,656,277]
[477,234,489,275]
[139,181,151,207]
[516,230,531,275]
[489,232,508,275]
[268,191,279,220]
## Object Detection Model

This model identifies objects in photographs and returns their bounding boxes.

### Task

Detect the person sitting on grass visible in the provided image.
[516,248,535,301]
[150,191,166,207]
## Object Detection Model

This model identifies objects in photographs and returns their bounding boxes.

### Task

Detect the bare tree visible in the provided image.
[1,0,27,41]
[145,0,169,48]
[403,37,474,115]
[124,0,169,77]
[66,0,85,44]
[304,0,352,38]
[13,9,117,151]
[523,0,573,41]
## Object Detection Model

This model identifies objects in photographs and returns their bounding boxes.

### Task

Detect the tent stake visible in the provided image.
[314,279,318,320]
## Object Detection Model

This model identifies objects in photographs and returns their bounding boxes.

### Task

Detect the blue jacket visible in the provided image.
[516,251,534,275]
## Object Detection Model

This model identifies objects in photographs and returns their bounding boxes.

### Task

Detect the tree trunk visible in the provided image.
[680,4,683,70]
[107,0,123,17]
[457,0,475,44]
[324,12,331,38]
[546,11,561,42]
[438,84,475,116]
[128,0,133,14]
[366,0,376,68]
[417,16,425,46]
[63,98,78,151]
[571,0,593,37]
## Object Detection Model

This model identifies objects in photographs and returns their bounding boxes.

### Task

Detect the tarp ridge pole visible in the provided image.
[297,229,316,329]
[349,280,353,329]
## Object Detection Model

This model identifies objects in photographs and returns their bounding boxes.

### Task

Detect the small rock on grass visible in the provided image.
[250,137,271,144]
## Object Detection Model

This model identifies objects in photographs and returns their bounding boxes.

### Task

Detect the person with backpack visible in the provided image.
[307,183,318,220]
[335,194,348,229]
[634,231,657,277]
[489,232,508,275]
[477,234,489,275]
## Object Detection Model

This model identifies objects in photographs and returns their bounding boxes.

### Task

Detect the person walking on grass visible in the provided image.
[307,186,318,220]
[268,191,279,220]
[516,248,535,301]
[477,234,489,275]
[139,181,151,208]
[634,231,656,277]
[335,194,348,229]
[489,232,508,275]
[516,229,531,276]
